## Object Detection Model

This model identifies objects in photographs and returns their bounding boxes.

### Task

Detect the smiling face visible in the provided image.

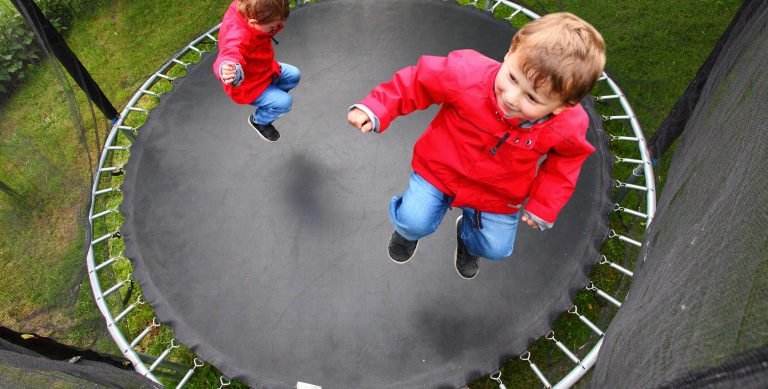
[494,50,567,121]
[248,18,284,33]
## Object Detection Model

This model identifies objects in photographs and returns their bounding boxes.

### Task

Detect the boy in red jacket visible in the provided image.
[214,0,300,142]
[347,13,605,279]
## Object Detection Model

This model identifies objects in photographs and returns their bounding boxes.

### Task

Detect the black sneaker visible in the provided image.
[455,216,479,279]
[388,231,419,264]
[248,115,280,142]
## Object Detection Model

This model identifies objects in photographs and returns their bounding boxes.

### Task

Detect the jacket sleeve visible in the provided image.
[525,116,595,224]
[213,21,246,82]
[358,54,452,133]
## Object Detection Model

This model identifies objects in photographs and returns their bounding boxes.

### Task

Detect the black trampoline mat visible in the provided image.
[121,1,611,387]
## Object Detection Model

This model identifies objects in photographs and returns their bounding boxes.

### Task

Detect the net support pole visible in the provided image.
[10,0,119,122]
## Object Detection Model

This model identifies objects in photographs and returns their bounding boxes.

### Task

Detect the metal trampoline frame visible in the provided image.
[85,1,656,387]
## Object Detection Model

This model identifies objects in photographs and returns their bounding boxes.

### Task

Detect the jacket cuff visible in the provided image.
[521,209,553,231]
[358,96,392,131]
[218,61,243,86]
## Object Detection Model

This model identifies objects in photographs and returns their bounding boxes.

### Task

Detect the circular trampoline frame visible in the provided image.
[86,1,656,387]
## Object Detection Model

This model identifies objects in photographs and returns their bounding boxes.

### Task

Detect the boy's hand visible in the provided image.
[347,108,374,133]
[520,213,541,230]
[220,62,238,85]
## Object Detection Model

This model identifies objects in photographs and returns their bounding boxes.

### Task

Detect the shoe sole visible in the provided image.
[455,215,478,280]
[247,117,279,143]
[388,239,419,265]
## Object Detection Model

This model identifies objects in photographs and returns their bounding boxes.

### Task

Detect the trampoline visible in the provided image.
[87,1,630,387]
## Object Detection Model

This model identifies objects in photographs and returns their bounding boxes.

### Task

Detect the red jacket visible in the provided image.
[213,1,281,104]
[359,50,594,223]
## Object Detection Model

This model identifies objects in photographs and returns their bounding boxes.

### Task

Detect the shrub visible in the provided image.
[0,0,92,94]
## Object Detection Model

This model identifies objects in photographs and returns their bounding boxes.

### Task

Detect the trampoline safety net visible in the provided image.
[591,0,768,387]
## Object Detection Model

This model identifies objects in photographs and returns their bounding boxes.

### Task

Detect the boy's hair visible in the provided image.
[237,0,290,22]
[510,12,606,106]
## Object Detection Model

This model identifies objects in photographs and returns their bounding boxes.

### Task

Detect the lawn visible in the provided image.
[0,0,742,387]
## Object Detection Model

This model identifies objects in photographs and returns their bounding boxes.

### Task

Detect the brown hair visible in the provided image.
[510,12,606,106]
[237,0,290,22]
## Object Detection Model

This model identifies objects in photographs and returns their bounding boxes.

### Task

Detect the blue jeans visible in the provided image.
[389,172,519,260]
[250,62,301,125]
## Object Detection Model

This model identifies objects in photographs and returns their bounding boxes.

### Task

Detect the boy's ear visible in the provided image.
[247,19,260,28]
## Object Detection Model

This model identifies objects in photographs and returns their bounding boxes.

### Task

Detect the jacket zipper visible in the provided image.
[490,133,511,155]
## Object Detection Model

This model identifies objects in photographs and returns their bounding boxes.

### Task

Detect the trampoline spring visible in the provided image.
[177,358,205,388]
[614,180,648,192]
[613,205,648,221]
[130,318,161,348]
[599,255,634,277]
[490,370,507,389]
[112,301,138,324]
[218,376,232,388]
[92,255,123,273]
[609,230,642,247]
[139,89,160,97]
[171,58,190,68]
[188,45,203,54]
[155,73,175,82]
[99,166,120,173]
[148,339,179,372]
[616,157,644,165]
[127,106,148,113]
[93,187,117,196]
[586,282,622,308]
[490,1,503,12]
[505,9,522,21]
[611,135,641,142]
[546,331,584,369]
[106,145,130,151]
[99,276,130,300]
[603,114,632,121]
[520,352,552,388]
[91,231,116,245]
[90,207,118,221]
[118,125,135,131]
[568,306,605,336]
[595,94,621,101]
[205,33,217,42]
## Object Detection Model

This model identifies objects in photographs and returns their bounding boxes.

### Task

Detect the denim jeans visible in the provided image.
[250,62,301,125]
[389,172,519,260]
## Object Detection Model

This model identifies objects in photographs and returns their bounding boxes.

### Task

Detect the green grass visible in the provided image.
[0,0,742,387]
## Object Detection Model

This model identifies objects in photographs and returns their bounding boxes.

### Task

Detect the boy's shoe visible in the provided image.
[455,216,479,280]
[248,115,280,142]
[388,231,419,264]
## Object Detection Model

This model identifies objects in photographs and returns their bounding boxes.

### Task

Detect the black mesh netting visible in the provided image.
[0,327,155,388]
[1,0,105,347]
[0,1,152,386]
[591,0,768,387]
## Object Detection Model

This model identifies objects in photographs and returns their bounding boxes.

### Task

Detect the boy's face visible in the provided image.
[248,18,284,33]
[494,50,567,121]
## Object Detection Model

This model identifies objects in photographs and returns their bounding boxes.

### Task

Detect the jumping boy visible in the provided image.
[347,12,605,279]
[214,0,300,142]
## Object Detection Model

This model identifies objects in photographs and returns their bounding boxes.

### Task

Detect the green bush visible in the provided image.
[0,0,91,94]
